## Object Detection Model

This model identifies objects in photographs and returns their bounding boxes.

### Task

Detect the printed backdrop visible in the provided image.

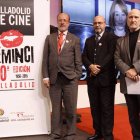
[0,0,50,137]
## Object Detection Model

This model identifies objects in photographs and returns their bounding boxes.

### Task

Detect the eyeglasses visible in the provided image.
[93,22,105,25]
[58,19,69,23]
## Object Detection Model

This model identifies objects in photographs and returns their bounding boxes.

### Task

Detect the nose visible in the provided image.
[131,17,136,22]
[119,15,122,21]
[96,23,100,26]
[61,20,65,24]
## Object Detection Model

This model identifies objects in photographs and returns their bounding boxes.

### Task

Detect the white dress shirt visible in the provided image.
[95,31,104,40]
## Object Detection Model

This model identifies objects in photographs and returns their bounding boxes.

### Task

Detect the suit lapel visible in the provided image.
[125,34,131,62]
[92,35,96,50]
[52,32,58,54]
[89,35,95,56]
[133,30,140,63]
[60,32,71,54]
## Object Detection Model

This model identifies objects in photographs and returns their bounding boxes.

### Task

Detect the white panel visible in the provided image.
[98,0,106,19]
[0,0,51,137]
[77,84,126,109]
[63,0,95,24]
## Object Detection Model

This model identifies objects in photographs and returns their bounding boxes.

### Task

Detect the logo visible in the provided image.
[99,43,102,46]
[0,117,9,122]
[0,109,4,116]
[17,113,23,118]
[0,30,23,48]
[10,112,34,122]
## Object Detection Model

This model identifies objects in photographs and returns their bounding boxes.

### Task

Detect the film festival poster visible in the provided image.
[0,0,35,91]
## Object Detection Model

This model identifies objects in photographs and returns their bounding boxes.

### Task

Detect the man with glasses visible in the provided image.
[82,15,117,140]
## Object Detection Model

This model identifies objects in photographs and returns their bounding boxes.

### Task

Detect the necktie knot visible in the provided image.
[60,32,64,37]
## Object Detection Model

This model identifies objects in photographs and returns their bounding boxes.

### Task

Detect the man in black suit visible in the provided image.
[82,15,117,140]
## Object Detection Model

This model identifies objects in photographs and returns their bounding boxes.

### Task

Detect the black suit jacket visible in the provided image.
[82,32,117,86]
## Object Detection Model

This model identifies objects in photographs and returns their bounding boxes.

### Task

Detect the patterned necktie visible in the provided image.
[58,32,64,54]
[96,34,100,44]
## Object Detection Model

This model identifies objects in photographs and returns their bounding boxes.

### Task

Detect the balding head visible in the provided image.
[93,15,106,34]
[127,9,140,18]
[126,9,140,32]
[93,16,106,23]
[57,13,70,32]
[57,13,70,22]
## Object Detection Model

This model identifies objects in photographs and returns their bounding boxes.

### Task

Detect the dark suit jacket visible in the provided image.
[114,31,140,93]
[82,32,117,86]
[42,32,82,84]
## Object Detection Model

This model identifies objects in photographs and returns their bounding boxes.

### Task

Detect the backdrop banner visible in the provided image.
[0,0,51,137]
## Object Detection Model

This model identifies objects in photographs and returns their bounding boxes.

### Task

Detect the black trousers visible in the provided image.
[124,94,140,140]
[88,78,115,140]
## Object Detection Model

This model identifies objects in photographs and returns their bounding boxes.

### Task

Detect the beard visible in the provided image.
[95,28,102,34]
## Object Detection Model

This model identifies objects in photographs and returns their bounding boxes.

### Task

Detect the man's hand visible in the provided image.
[125,68,137,80]
[132,75,140,82]
[43,79,50,89]
[90,72,96,77]
[89,64,101,75]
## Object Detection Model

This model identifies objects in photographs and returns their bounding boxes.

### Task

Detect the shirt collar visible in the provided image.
[96,31,104,37]
[58,30,68,36]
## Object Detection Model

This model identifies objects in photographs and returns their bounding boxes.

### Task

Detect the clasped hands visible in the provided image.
[89,64,101,77]
[125,68,140,82]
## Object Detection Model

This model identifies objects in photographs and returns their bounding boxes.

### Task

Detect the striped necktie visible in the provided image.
[96,34,100,44]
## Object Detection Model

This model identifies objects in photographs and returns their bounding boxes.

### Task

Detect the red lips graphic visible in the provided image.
[0,30,23,48]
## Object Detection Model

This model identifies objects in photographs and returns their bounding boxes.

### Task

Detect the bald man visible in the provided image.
[115,9,140,139]
[42,13,82,140]
[82,16,117,140]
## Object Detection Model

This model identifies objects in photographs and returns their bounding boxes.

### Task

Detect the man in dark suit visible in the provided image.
[82,16,117,140]
[114,9,140,140]
[42,13,82,140]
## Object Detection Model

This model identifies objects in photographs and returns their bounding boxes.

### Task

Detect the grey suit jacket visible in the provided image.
[42,32,82,84]
[114,31,140,93]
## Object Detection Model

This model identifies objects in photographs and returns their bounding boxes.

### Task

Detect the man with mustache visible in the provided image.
[82,16,117,140]
[114,9,140,139]
[42,13,82,140]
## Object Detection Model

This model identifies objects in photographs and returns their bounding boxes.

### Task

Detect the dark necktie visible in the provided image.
[57,32,64,54]
[96,34,100,44]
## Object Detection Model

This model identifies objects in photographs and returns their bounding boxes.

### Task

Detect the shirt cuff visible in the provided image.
[89,64,93,70]
[43,78,49,81]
